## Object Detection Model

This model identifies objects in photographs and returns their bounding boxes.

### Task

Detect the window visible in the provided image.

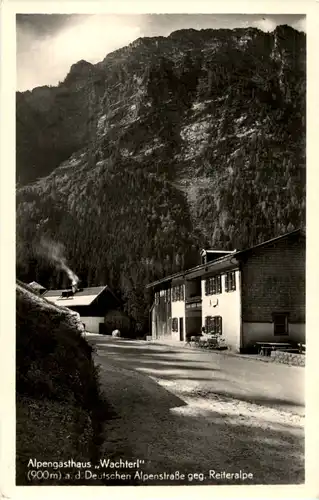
[205,275,222,295]
[205,316,223,335]
[164,289,171,303]
[273,313,289,335]
[205,316,213,333]
[215,316,222,335]
[225,271,236,292]
[172,284,184,302]
[172,318,178,332]
[155,292,159,305]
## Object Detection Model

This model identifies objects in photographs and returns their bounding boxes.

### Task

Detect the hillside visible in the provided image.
[16,281,107,485]
[16,25,306,334]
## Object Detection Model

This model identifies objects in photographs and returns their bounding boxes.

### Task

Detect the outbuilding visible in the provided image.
[43,285,127,334]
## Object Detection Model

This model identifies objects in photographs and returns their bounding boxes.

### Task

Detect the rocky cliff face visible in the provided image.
[16,26,306,332]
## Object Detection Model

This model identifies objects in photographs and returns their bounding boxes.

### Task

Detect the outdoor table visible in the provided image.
[255,342,292,356]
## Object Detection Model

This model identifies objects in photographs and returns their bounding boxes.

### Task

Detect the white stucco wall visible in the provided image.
[201,270,241,351]
[81,316,105,334]
[243,322,305,346]
[171,300,186,341]
[151,308,156,340]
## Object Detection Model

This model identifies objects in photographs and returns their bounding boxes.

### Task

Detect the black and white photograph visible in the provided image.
[1,1,314,494]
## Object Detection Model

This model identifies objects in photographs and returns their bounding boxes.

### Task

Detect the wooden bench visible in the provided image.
[198,335,226,349]
[186,334,227,350]
[186,335,217,347]
[255,342,292,356]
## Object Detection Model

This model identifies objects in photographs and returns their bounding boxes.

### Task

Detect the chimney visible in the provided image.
[200,249,237,265]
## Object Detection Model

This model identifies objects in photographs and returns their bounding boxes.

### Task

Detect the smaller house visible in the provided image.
[43,285,127,334]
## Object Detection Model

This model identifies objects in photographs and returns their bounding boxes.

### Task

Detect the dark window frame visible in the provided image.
[225,271,236,292]
[205,275,222,296]
[172,284,184,302]
[164,289,171,303]
[272,312,289,336]
[172,317,178,332]
[205,315,223,335]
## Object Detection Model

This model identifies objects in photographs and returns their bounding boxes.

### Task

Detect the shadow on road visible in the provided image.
[84,337,304,486]
[91,338,303,413]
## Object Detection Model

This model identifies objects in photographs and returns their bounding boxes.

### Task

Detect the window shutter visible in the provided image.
[232,272,236,291]
[273,313,288,335]
[225,275,229,292]
[172,318,178,332]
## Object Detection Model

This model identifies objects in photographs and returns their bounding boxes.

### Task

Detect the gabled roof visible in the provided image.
[235,228,305,257]
[146,228,304,289]
[17,280,76,314]
[43,286,109,307]
[200,249,235,256]
[28,281,46,291]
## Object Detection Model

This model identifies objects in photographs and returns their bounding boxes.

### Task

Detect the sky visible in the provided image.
[16,13,306,91]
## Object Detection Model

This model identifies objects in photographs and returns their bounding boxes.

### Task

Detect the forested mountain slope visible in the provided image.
[16,25,306,333]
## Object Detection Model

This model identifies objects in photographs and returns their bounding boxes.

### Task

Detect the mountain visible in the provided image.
[16,25,306,334]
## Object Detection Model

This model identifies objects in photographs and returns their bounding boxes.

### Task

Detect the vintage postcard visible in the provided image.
[1,0,318,498]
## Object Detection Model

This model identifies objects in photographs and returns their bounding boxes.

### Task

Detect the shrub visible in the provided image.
[104,309,131,337]
[16,283,101,412]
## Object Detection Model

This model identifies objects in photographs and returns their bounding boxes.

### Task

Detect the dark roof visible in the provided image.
[146,228,304,289]
[146,252,237,288]
[235,228,305,257]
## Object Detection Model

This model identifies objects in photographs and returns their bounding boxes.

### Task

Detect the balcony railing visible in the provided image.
[185,295,202,303]
[185,296,202,310]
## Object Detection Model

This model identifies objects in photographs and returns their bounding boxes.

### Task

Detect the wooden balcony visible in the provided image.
[185,296,202,310]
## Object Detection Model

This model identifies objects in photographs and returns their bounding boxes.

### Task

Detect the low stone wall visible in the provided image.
[271,350,305,367]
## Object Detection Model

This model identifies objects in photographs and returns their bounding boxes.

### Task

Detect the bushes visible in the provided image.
[104,309,131,337]
[16,283,100,411]
[16,282,107,485]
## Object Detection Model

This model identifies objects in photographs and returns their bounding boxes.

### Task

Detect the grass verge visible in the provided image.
[16,281,111,485]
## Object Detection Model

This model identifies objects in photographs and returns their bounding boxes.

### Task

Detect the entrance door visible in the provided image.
[179,317,184,341]
[99,323,106,335]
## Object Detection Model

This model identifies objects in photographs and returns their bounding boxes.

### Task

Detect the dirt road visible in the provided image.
[87,336,304,486]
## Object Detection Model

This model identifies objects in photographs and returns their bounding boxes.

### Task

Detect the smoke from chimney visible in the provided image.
[38,238,79,287]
